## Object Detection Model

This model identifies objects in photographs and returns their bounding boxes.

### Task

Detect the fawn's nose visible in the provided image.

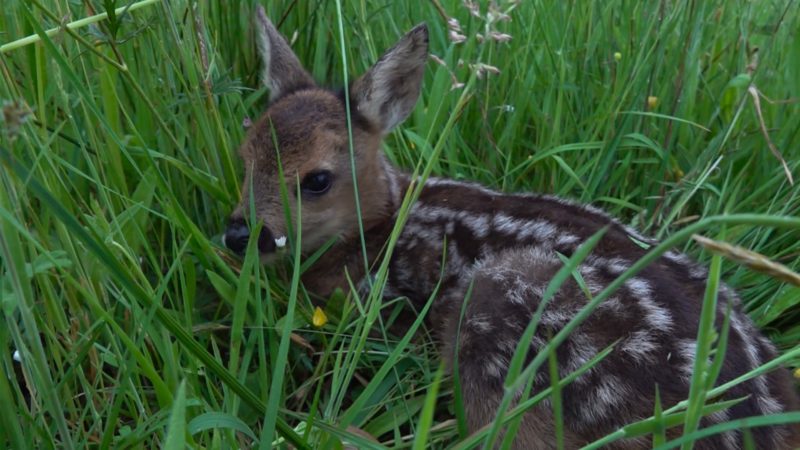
[223,220,277,255]
[223,220,250,254]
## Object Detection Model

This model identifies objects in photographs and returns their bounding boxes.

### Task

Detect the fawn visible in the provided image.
[223,7,799,449]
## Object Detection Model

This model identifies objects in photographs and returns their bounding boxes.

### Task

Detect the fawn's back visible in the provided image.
[223,7,800,448]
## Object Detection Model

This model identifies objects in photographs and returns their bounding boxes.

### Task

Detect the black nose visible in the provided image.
[223,220,250,254]
[223,220,277,255]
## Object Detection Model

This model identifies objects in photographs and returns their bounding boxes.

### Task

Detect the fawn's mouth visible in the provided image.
[260,235,288,263]
[222,218,285,256]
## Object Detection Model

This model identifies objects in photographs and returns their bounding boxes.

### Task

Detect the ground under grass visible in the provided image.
[1,0,799,448]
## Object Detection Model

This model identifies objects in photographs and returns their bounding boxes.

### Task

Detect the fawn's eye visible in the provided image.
[300,170,333,195]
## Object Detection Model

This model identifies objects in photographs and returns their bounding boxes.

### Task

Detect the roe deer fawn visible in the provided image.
[223,7,800,448]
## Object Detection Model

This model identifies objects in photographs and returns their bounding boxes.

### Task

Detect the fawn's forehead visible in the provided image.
[240,88,371,171]
[268,89,347,129]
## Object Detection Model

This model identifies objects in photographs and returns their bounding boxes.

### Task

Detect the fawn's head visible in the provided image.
[223,7,428,258]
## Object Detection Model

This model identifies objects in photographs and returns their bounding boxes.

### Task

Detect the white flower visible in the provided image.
[274,236,287,248]
[449,30,467,44]
[463,0,481,18]
[488,31,513,43]
[451,81,466,91]
[471,63,501,79]
[13,349,21,362]
[447,18,463,32]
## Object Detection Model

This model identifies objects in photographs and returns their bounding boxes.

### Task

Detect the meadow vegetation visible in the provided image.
[1,0,799,448]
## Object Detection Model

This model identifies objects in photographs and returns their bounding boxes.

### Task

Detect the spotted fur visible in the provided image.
[224,8,800,449]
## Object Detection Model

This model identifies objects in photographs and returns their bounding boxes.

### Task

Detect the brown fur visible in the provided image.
[225,7,800,449]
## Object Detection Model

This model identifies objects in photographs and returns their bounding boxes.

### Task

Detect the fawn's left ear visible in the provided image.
[255,6,315,100]
[351,24,428,134]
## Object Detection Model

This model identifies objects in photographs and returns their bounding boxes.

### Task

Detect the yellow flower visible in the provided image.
[647,96,659,109]
[312,306,328,328]
[614,52,622,62]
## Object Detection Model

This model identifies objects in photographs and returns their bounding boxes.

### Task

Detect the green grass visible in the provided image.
[1,0,799,448]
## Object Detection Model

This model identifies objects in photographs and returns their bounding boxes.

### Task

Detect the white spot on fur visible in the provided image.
[579,264,598,277]
[493,213,526,234]
[403,220,443,246]
[626,278,673,331]
[457,211,490,238]
[541,308,573,327]
[503,317,525,332]
[597,296,625,314]
[528,334,547,350]
[581,203,610,218]
[563,333,599,376]
[425,176,497,196]
[729,312,764,380]
[664,250,692,265]
[626,278,652,298]
[621,329,659,363]
[689,265,708,279]
[445,220,455,234]
[521,220,558,242]
[556,233,580,247]
[413,204,493,239]
[707,410,740,448]
[502,271,545,306]
[757,335,778,356]
[758,395,783,414]
[707,407,729,424]
[578,266,605,296]
[582,374,629,425]
[605,257,630,275]
[483,353,508,379]
[506,277,532,305]
[677,339,698,380]
[467,314,493,333]
[446,241,467,277]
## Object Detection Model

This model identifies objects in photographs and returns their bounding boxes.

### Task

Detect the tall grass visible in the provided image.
[1,0,798,448]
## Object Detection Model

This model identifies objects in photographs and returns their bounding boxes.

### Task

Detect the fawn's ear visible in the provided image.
[255,6,315,100]
[351,24,428,134]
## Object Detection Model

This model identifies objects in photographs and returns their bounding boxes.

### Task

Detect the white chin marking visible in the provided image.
[274,236,287,248]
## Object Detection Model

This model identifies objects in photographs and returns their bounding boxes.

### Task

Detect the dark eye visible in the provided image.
[300,170,333,195]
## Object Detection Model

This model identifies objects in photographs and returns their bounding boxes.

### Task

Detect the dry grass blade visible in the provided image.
[748,85,794,186]
[290,332,315,352]
[692,234,800,286]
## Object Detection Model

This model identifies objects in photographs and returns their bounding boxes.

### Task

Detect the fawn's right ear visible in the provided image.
[255,6,315,100]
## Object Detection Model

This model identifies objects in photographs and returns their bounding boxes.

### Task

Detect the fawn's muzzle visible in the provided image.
[223,219,276,254]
